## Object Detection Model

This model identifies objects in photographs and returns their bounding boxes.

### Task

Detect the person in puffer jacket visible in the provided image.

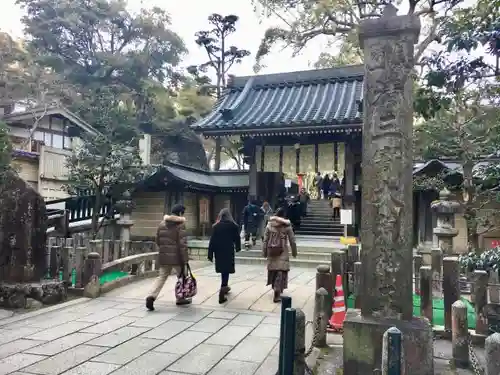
[242,200,262,248]
[145,203,190,311]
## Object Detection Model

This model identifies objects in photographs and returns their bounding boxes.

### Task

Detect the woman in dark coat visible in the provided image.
[322,174,331,200]
[208,208,242,304]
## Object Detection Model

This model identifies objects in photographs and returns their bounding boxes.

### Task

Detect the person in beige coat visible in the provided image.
[262,207,298,303]
[146,204,190,311]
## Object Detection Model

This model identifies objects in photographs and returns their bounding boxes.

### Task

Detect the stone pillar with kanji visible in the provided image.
[342,5,434,375]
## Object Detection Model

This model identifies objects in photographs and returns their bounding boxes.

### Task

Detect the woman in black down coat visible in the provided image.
[208,208,242,304]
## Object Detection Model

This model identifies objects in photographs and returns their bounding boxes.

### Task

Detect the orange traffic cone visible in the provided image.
[328,274,346,332]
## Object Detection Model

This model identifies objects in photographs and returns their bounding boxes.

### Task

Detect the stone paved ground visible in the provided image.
[0,265,317,375]
[105,264,316,315]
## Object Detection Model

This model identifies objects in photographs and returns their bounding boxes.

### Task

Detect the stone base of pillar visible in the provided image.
[343,309,434,375]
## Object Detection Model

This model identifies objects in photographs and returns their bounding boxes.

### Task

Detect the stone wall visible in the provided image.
[131,192,165,238]
[11,158,38,190]
[183,192,198,234]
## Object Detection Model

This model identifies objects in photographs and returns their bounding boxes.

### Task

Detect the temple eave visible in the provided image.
[198,123,363,138]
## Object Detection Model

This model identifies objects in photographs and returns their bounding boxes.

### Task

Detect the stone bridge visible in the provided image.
[0,262,321,375]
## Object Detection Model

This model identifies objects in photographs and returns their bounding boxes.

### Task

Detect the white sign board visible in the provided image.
[284,179,292,188]
[340,209,353,225]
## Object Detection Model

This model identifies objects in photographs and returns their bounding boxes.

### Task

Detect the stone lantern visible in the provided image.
[431,188,461,255]
[115,190,135,242]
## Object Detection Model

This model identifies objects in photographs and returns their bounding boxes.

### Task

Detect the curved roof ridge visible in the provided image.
[229,64,364,89]
[219,77,255,121]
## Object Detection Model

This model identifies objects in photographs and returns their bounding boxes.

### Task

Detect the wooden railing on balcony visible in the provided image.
[46,195,114,224]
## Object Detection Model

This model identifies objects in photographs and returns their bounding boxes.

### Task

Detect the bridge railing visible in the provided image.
[45,234,158,293]
[45,233,213,296]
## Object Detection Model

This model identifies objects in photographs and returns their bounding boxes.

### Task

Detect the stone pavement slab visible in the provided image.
[104,264,316,315]
[167,344,233,374]
[23,344,107,375]
[59,361,120,375]
[0,265,317,375]
[0,352,47,375]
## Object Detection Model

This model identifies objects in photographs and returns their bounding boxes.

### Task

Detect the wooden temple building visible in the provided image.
[192,65,364,236]
[125,64,499,254]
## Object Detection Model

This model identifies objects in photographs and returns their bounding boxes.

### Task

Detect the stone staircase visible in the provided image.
[295,199,345,237]
[233,236,345,269]
[189,231,347,269]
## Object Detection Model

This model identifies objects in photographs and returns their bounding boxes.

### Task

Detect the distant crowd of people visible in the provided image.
[144,171,345,311]
[314,171,343,219]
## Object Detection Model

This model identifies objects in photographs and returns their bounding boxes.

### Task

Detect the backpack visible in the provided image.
[267,229,286,257]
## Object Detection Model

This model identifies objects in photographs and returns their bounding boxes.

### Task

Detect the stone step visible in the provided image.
[307,207,333,215]
[308,201,333,206]
[234,256,324,269]
[295,230,344,236]
[303,215,337,220]
[297,223,344,230]
[301,217,339,223]
[299,222,343,228]
[238,249,332,262]
[307,208,334,213]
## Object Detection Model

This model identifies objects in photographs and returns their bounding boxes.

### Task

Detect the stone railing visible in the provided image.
[44,234,210,298]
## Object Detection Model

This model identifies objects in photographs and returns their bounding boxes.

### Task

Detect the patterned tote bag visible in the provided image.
[175,264,198,300]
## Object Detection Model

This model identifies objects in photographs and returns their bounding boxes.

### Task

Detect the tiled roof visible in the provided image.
[140,162,249,191]
[4,105,100,136]
[165,163,248,189]
[191,65,364,134]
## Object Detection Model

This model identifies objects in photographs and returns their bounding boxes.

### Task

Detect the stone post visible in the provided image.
[420,266,433,324]
[315,265,332,319]
[474,270,489,335]
[488,272,500,304]
[356,3,419,321]
[381,327,403,375]
[342,5,432,375]
[443,257,460,333]
[293,308,306,375]
[431,247,443,296]
[431,189,460,255]
[331,250,347,303]
[82,252,102,298]
[313,288,328,348]
[451,300,469,368]
[347,244,360,264]
[115,190,135,242]
[353,261,362,309]
[413,254,423,294]
[485,333,500,375]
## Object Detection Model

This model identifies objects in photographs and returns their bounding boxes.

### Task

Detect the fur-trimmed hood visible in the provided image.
[268,216,291,227]
[162,215,186,227]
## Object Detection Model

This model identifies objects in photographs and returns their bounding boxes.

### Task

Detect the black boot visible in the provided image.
[176,298,192,306]
[219,290,228,304]
[273,291,281,303]
[221,286,231,294]
[146,296,155,311]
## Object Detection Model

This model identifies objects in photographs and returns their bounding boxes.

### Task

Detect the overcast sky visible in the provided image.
[0,0,332,78]
[0,0,489,78]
